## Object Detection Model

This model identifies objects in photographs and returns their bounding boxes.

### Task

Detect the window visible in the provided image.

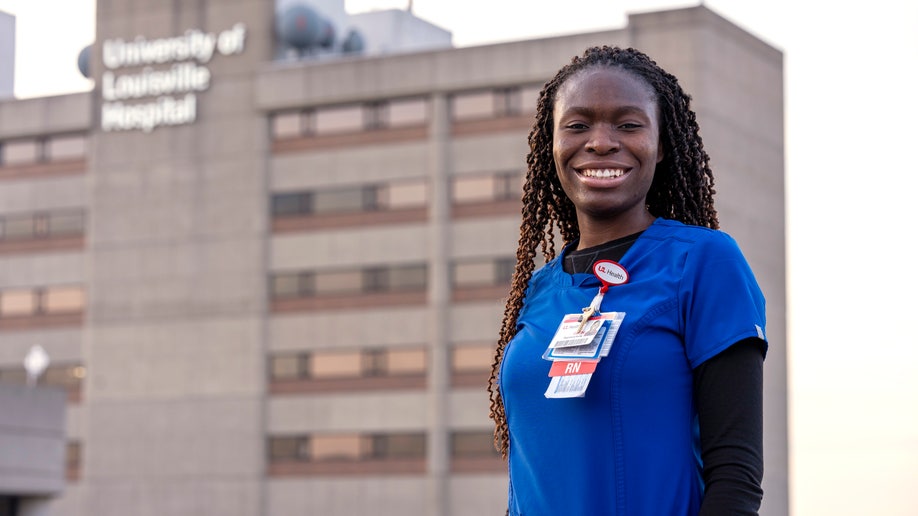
[519,84,542,115]
[452,90,496,121]
[271,264,426,300]
[453,257,515,288]
[46,135,87,160]
[311,186,376,214]
[452,171,522,203]
[0,210,85,241]
[311,351,364,378]
[43,286,85,314]
[314,270,364,296]
[48,211,85,236]
[268,433,425,463]
[271,273,306,298]
[311,434,367,461]
[67,441,82,470]
[45,364,85,389]
[385,98,428,127]
[0,139,40,165]
[271,111,306,139]
[452,344,495,373]
[2,215,36,239]
[0,368,26,385]
[371,433,425,459]
[271,192,309,216]
[270,355,300,380]
[0,285,85,318]
[380,180,427,209]
[269,346,427,381]
[452,86,541,121]
[315,104,365,135]
[272,180,427,218]
[0,289,37,316]
[382,264,428,291]
[384,348,426,375]
[269,436,301,461]
[272,97,429,141]
[0,364,84,390]
[451,431,499,458]
[1,135,90,166]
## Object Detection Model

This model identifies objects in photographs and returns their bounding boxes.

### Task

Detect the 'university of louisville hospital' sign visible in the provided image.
[100,23,247,133]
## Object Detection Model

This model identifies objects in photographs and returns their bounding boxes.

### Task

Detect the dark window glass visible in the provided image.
[451,431,499,458]
[269,437,300,461]
[272,193,309,216]
[48,211,85,236]
[372,433,425,459]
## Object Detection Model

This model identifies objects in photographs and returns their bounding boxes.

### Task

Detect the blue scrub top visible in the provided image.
[500,218,767,516]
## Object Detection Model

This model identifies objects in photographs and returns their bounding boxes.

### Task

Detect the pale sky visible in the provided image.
[1,0,917,514]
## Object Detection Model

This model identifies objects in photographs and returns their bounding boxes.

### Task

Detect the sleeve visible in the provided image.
[694,337,765,515]
[680,231,768,368]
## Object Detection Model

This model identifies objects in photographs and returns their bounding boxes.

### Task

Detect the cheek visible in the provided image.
[553,135,574,166]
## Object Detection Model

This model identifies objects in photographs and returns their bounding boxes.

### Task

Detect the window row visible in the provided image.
[271,171,523,219]
[451,85,541,122]
[269,343,493,381]
[270,257,513,299]
[0,363,85,390]
[269,84,541,139]
[272,263,427,299]
[268,430,498,464]
[272,179,427,216]
[0,134,88,166]
[0,285,85,317]
[272,97,429,138]
[0,209,85,241]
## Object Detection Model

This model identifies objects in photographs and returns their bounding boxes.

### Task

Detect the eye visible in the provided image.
[565,122,589,131]
[618,122,643,130]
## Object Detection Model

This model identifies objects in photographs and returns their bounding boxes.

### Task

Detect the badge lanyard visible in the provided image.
[542,260,629,398]
[577,260,629,331]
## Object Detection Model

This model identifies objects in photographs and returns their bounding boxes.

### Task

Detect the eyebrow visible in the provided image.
[559,105,653,118]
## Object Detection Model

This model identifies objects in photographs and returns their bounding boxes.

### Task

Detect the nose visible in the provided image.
[586,125,620,154]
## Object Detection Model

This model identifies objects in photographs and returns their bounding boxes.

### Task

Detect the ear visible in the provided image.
[656,138,665,164]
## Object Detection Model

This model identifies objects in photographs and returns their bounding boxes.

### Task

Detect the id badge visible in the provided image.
[542,312,625,398]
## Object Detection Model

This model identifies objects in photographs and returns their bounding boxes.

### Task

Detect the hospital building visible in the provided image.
[0,1,787,515]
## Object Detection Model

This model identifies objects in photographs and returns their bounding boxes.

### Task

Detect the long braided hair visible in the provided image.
[487,46,719,458]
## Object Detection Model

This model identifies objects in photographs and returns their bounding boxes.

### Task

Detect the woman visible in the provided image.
[488,46,767,515]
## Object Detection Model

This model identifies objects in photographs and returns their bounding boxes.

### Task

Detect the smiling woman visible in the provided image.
[489,46,767,516]
[552,67,663,245]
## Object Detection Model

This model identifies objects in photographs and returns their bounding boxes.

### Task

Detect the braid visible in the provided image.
[487,46,718,459]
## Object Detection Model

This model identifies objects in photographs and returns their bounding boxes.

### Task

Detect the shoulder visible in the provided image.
[648,218,746,261]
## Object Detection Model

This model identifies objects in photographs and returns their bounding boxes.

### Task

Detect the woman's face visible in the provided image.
[552,66,663,232]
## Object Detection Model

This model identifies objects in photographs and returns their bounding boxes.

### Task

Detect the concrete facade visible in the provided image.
[0,3,786,516]
[0,10,12,99]
[0,386,67,496]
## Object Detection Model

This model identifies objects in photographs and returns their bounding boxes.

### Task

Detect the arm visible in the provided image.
[694,337,765,515]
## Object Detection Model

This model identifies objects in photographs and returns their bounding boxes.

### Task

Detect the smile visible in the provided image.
[579,168,626,178]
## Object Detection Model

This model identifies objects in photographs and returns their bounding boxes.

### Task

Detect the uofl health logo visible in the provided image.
[99,23,247,133]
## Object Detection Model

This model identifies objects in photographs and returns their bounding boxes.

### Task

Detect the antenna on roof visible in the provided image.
[407,0,413,14]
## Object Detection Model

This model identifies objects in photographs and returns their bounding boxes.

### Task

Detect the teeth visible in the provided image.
[581,169,625,178]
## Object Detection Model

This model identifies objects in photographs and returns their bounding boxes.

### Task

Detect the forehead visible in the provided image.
[554,66,658,111]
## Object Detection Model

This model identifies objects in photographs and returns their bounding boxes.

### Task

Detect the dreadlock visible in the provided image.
[487,45,719,459]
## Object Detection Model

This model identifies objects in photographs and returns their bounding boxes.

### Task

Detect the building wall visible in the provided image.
[0,3,786,516]
[0,10,13,99]
[0,385,67,496]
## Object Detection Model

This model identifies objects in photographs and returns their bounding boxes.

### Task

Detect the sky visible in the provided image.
[1,0,917,514]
